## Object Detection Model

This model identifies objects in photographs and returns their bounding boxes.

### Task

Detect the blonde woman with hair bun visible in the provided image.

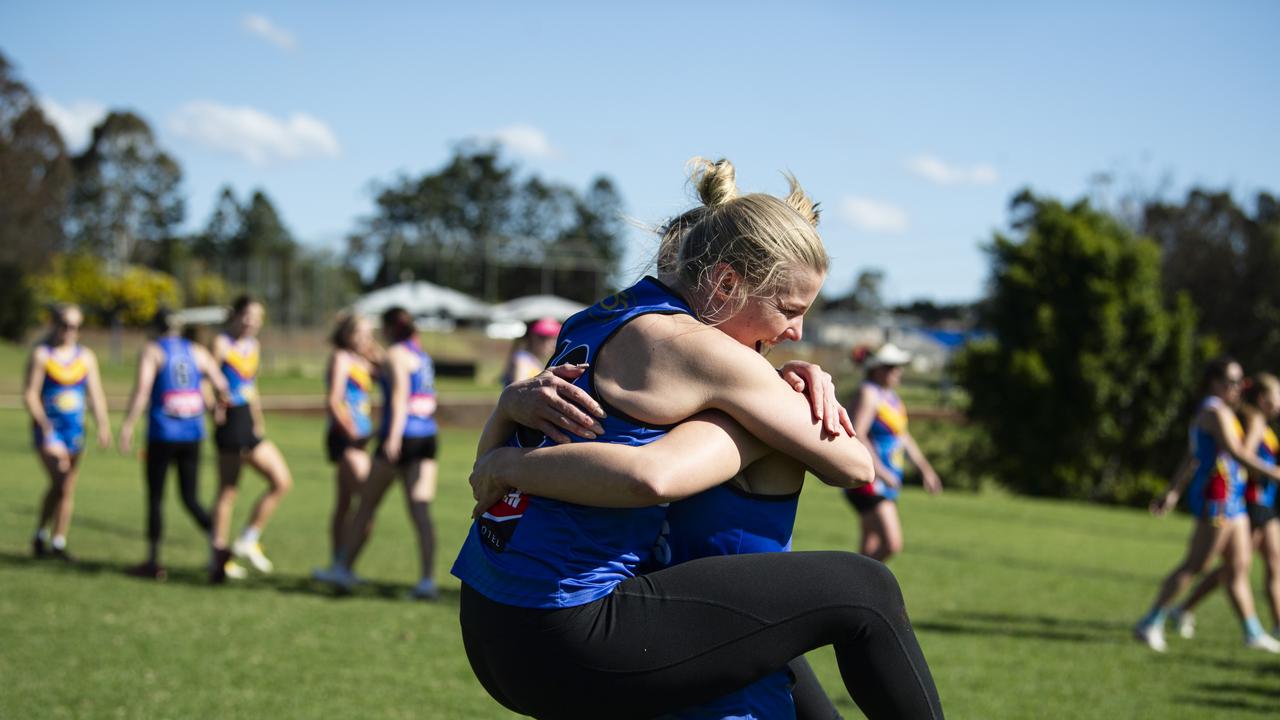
[455,158,944,719]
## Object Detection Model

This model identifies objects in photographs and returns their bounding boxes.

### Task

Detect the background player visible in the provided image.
[23,304,111,562]
[208,296,294,583]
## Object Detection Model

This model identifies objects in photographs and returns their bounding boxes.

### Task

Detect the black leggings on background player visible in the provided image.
[461,551,941,720]
[145,441,212,544]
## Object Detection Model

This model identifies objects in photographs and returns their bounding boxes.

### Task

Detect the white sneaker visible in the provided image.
[1245,632,1280,653]
[311,564,357,591]
[1172,610,1195,639]
[1133,622,1167,652]
[408,578,439,601]
[224,560,248,580]
[232,538,274,574]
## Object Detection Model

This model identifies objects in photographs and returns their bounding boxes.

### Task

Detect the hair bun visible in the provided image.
[688,157,739,208]
[783,172,821,227]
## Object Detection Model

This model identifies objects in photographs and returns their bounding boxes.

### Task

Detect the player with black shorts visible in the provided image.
[208,296,294,583]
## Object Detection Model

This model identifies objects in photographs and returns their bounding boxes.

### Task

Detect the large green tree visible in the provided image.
[0,51,72,339]
[955,191,1202,503]
[349,144,625,302]
[66,111,184,268]
[1144,190,1280,374]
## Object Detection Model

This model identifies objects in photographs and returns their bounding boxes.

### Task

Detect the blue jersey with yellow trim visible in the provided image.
[849,382,907,501]
[220,334,259,407]
[1188,396,1246,520]
[37,344,89,452]
[148,337,205,442]
[652,482,800,720]
[1245,425,1278,510]
[379,339,437,439]
[452,276,695,609]
[337,354,374,439]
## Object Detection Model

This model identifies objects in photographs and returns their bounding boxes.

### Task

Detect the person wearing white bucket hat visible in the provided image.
[845,342,943,562]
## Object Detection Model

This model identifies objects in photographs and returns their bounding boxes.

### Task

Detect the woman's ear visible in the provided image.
[710,262,742,303]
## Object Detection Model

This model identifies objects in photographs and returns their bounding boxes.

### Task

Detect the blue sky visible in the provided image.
[4,1,1277,302]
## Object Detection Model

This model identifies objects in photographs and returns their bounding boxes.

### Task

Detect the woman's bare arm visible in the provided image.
[23,346,51,433]
[472,411,768,514]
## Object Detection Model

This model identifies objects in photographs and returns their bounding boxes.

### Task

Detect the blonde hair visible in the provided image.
[656,157,828,323]
[1241,372,1280,418]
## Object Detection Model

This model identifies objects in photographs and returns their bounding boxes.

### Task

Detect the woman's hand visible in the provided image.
[118,422,135,455]
[1150,490,1178,517]
[777,361,854,437]
[500,364,606,444]
[383,435,402,464]
[923,468,943,495]
[97,425,113,450]
[470,447,528,518]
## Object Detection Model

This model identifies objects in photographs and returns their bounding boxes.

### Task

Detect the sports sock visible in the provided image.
[1243,615,1265,639]
[240,526,261,545]
[35,528,51,542]
[1139,607,1167,628]
[51,535,66,550]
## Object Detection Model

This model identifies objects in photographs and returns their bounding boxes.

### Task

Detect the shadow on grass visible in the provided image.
[915,610,1129,644]
[0,551,459,606]
[1173,695,1278,715]
[911,542,1156,585]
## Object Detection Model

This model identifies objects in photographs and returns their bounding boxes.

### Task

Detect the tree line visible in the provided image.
[0,50,626,340]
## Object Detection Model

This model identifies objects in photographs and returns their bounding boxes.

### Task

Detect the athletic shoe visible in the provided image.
[50,547,76,564]
[1133,622,1167,652]
[1171,610,1195,639]
[311,564,357,591]
[1245,633,1280,653]
[224,560,248,580]
[32,537,48,559]
[408,578,439,601]
[232,539,275,574]
[126,561,168,581]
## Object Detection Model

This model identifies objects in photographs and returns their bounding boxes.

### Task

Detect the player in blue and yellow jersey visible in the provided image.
[845,343,942,562]
[317,312,381,570]
[119,309,231,580]
[314,306,440,599]
[207,296,294,583]
[1165,372,1280,641]
[23,305,111,562]
[1138,358,1280,652]
[501,317,561,386]
[452,157,941,719]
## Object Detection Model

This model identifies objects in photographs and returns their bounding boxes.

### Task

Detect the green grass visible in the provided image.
[2,407,1278,719]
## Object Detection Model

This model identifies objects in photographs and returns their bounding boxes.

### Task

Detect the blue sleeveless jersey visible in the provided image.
[452,276,695,609]
[35,345,89,452]
[380,339,437,439]
[1246,426,1278,510]
[652,483,801,720]
[332,354,374,439]
[1187,396,1246,521]
[148,337,206,443]
[220,334,259,407]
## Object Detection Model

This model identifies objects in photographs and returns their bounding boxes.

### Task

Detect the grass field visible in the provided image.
[3,407,1278,719]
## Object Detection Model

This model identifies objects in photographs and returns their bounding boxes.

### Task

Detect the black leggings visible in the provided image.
[460,551,942,720]
[145,441,211,542]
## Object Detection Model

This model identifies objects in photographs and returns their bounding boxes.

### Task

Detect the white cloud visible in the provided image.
[242,13,296,52]
[906,154,998,186]
[840,197,910,234]
[169,101,340,167]
[38,97,107,151]
[475,124,558,159]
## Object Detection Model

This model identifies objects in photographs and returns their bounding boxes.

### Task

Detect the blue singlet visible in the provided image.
[452,276,695,609]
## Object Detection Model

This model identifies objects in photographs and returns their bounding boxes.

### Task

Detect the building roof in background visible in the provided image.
[352,281,492,321]
[489,295,586,322]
